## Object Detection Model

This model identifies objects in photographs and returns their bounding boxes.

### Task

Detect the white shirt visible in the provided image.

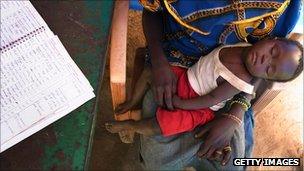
[187,43,255,111]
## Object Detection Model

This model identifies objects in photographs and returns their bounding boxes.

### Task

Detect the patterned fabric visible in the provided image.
[138,0,301,170]
[140,0,302,68]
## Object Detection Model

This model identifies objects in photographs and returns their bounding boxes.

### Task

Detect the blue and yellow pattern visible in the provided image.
[139,0,302,68]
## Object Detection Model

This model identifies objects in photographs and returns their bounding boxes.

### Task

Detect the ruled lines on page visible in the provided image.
[0,1,95,152]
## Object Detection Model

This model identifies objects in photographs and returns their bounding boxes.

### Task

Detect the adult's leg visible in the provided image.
[139,89,247,170]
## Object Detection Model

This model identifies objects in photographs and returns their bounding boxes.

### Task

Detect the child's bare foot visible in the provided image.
[105,120,136,133]
[119,130,134,143]
[115,101,134,114]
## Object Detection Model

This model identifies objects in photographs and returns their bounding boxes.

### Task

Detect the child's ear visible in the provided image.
[288,33,303,42]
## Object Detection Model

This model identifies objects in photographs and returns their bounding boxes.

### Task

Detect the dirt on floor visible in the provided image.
[250,75,303,170]
[89,10,303,170]
[89,10,145,171]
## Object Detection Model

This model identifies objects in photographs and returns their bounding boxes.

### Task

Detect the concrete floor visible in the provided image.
[89,10,303,170]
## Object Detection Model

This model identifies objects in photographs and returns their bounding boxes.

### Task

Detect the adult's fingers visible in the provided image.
[194,125,210,138]
[172,78,177,94]
[197,137,213,157]
[156,86,164,106]
[222,148,232,166]
[212,148,223,161]
[205,146,216,159]
[165,85,173,110]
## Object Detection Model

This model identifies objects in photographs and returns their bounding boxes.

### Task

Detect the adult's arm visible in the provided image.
[195,78,263,165]
[142,9,177,110]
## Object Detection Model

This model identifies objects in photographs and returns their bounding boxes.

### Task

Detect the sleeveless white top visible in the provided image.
[187,43,255,111]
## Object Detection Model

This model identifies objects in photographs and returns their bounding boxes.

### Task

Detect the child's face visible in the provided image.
[244,39,300,81]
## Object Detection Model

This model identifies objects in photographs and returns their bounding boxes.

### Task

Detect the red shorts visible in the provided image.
[156,66,214,137]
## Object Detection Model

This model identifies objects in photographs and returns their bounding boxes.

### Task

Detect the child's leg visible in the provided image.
[156,108,215,136]
[105,117,161,136]
[115,67,152,114]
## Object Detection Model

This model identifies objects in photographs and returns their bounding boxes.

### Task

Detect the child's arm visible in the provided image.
[173,81,241,110]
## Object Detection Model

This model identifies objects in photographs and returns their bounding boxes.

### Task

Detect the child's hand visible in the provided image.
[172,95,183,109]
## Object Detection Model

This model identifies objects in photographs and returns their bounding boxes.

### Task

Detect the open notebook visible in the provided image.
[0,1,95,152]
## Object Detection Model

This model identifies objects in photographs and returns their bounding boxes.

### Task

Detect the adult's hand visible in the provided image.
[151,61,177,110]
[195,116,239,165]
[142,9,177,110]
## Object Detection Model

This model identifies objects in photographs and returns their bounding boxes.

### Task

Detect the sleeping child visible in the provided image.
[105,38,303,137]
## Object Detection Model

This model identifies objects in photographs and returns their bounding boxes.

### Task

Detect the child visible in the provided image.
[105,38,303,137]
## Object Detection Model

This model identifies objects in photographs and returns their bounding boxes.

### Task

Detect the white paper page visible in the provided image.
[1,37,70,114]
[1,36,95,152]
[0,1,95,152]
[1,75,95,152]
[0,0,53,51]
[53,36,95,92]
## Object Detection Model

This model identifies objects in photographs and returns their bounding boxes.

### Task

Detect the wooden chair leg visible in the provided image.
[114,48,145,143]
[127,48,146,122]
[110,0,146,143]
[110,0,135,143]
[115,110,141,121]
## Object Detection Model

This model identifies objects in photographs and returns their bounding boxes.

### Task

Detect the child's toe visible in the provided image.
[105,123,114,132]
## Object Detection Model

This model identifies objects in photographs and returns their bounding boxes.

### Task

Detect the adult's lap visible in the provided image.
[139,89,245,170]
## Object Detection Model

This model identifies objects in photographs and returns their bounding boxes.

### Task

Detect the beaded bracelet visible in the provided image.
[234,94,251,107]
[229,100,250,111]
[227,94,251,111]
[222,113,242,126]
